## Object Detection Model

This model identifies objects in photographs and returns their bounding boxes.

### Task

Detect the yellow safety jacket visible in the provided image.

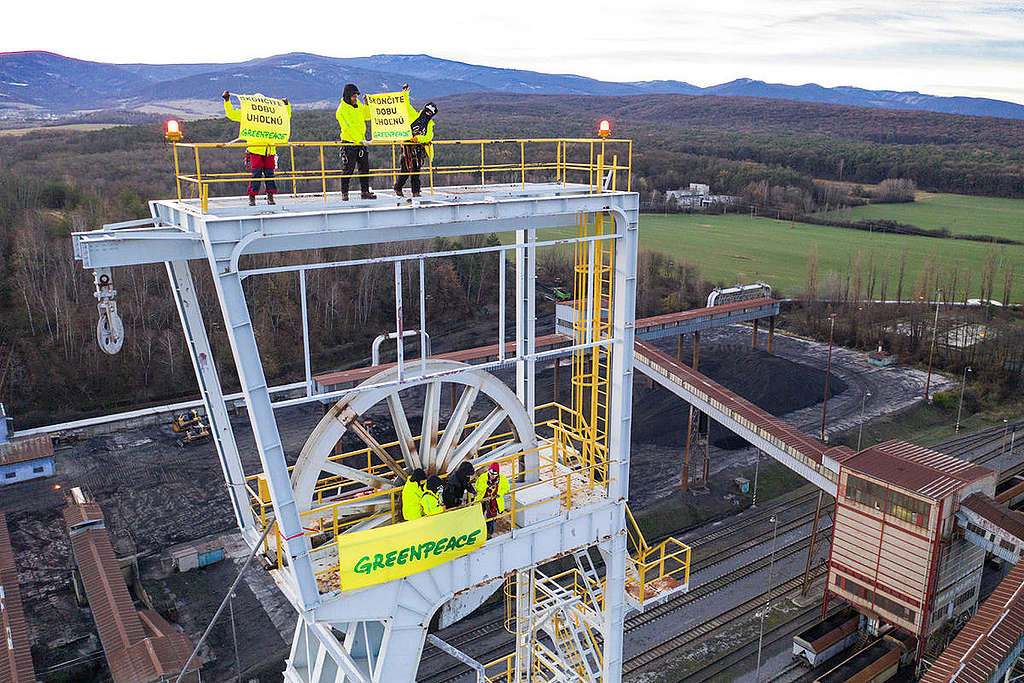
[224,99,291,156]
[335,99,371,144]
[402,480,424,521]
[405,102,435,160]
[474,472,510,514]
[421,490,443,516]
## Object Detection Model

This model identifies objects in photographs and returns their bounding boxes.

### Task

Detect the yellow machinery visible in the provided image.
[171,408,204,432]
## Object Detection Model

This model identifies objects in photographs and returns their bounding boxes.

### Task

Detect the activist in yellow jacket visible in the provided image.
[422,475,444,516]
[335,86,371,144]
[401,470,427,521]
[474,463,510,514]
[223,96,291,156]
[406,101,436,160]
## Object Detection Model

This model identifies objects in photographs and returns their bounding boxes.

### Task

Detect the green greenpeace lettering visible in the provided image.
[351,528,484,577]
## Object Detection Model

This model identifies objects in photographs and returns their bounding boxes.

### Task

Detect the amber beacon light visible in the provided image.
[165,119,183,141]
[598,119,611,138]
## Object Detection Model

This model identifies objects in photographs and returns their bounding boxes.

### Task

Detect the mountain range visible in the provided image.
[3,50,1023,120]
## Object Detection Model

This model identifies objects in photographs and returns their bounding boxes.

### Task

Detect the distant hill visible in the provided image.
[2,50,1022,120]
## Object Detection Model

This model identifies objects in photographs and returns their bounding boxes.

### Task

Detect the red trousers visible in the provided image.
[247,153,277,196]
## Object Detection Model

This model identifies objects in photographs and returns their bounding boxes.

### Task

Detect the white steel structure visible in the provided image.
[73,141,689,682]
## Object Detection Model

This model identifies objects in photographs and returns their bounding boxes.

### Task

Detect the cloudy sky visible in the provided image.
[8,0,1024,103]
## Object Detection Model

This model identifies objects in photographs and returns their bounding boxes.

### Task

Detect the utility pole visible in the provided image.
[925,291,941,401]
[857,392,872,451]
[955,366,971,434]
[756,515,780,682]
[820,313,836,441]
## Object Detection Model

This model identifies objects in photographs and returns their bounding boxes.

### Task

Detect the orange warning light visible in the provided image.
[165,119,182,141]
[598,119,611,138]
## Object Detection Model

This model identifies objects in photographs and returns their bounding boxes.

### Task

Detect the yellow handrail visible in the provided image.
[167,138,632,209]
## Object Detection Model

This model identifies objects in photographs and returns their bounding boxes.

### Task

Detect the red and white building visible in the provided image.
[826,440,997,656]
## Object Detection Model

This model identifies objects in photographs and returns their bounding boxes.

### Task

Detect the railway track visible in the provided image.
[678,605,842,683]
[623,566,829,677]
[419,488,822,672]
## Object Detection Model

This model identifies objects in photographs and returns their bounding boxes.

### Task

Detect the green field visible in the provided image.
[524,212,1024,302]
[819,192,1024,243]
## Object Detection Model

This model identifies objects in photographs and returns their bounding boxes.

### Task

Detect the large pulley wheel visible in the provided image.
[291,360,535,517]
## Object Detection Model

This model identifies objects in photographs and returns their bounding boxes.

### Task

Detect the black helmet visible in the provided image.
[457,461,475,478]
[409,468,427,483]
[426,475,443,493]
[343,83,360,103]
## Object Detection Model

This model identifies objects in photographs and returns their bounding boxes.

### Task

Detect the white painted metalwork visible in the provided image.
[71,181,641,682]
[291,360,537,513]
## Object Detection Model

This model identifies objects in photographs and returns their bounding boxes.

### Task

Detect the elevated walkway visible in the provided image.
[633,339,842,494]
[958,492,1024,564]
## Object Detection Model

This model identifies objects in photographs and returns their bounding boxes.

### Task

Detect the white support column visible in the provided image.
[199,236,321,610]
[515,567,536,682]
[602,208,639,683]
[165,260,253,537]
[515,229,538,481]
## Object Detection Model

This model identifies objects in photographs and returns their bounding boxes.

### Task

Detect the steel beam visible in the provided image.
[197,227,321,610]
[74,190,639,269]
[165,260,253,537]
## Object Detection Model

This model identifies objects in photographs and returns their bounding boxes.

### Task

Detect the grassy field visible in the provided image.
[523,212,1024,302]
[819,192,1024,243]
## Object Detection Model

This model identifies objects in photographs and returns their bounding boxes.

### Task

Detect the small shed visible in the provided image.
[170,539,226,572]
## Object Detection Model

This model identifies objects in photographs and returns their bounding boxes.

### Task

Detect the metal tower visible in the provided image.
[72,138,690,682]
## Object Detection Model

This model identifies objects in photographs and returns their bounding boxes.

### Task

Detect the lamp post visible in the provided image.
[752,450,761,508]
[820,313,836,441]
[1002,419,1010,460]
[755,514,780,682]
[857,392,872,451]
[955,367,971,434]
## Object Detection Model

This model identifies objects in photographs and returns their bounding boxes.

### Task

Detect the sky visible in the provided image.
[7,0,1024,104]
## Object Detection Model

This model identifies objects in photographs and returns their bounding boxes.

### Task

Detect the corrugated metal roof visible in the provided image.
[0,434,53,467]
[0,511,34,683]
[921,560,1024,683]
[961,493,1024,542]
[842,440,995,500]
[64,498,198,682]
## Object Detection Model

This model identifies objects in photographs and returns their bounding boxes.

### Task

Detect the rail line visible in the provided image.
[622,566,829,677]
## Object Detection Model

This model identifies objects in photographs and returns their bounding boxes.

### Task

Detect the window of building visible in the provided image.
[886,491,931,527]
[845,475,888,510]
[834,574,916,624]
[967,522,984,536]
[1000,540,1016,552]
[32,466,44,473]
[3,472,16,479]
[954,587,977,608]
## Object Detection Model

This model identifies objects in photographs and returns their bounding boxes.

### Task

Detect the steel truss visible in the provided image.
[72,182,641,682]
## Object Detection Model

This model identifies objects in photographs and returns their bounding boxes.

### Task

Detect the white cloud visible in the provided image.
[6,0,1024,103]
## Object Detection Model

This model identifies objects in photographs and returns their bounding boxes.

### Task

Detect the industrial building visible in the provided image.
[0,511,34,683]
[826,441,996,654]
[0,404,54,486]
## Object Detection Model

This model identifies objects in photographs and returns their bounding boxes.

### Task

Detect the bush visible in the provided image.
[872,178,917,203]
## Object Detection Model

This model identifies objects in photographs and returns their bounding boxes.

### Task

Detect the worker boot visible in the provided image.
[248,195,256,206]
[412,192,422,198]
[394,184,404,197]
[361,191,377,199]
[267,193,275,205]
[342,192,349,201]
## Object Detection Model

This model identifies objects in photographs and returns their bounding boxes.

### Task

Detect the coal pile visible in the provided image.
[631,343,847,449]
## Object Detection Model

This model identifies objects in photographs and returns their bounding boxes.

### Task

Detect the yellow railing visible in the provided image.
[168,137,632,211]
[255,402,615,584]
[624,504,691,605]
